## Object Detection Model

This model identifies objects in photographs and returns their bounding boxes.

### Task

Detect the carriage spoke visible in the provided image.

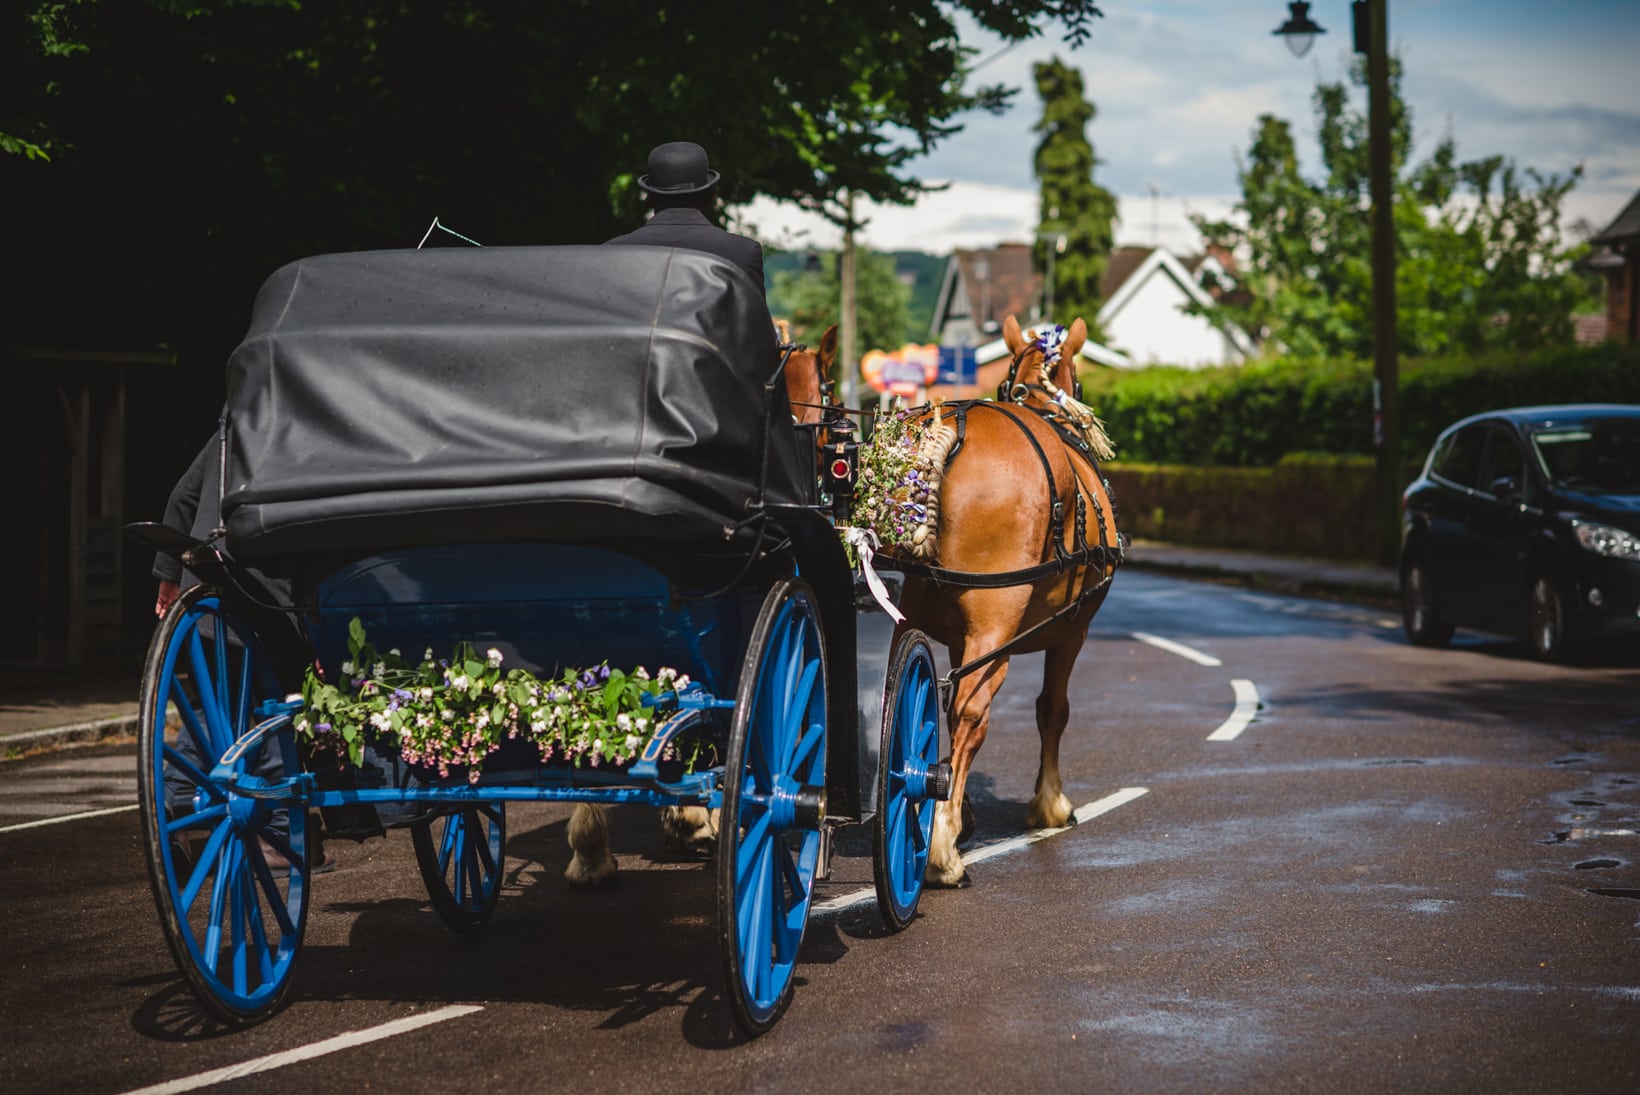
[789,720,824,778]
[181,817,234,914]
[232,641,253,743]
[228,854,250,996]
[188,631,230,754]
[437,813,461,875]
[461,826,485,909]
[248,849,297,938]
[167,675,215,765]
[211,604,231,738]
[202,840,234,974]
[160,745,228,803]
[736,808,772,879]
[167,802,228,836]
[471,813,497,877]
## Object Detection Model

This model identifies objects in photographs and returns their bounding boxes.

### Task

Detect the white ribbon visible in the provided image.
[842,526,906,623]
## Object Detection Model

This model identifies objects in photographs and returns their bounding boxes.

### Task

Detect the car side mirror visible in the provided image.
[1488,475,1521,502]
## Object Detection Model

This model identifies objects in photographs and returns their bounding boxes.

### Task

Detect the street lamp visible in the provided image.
[1274,0,1400,567]
[1272,2,1325,58]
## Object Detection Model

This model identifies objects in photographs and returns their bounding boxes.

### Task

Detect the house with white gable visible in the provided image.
[927,242,1256,384]
[1096,245,1256,368]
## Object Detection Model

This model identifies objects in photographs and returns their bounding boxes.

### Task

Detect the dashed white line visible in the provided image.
[118,1005,484,1095]
[1131,631,1221,667]
[812,786,1150,916]
[0,804,139,833]
[1207,679,1261,742]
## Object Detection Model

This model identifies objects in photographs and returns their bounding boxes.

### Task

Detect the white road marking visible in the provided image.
[1207,679,1261,742]
[1131,631,1221,667]
[119,1005,484,1095]
[812,786,1150,916]
[0,804,138,833]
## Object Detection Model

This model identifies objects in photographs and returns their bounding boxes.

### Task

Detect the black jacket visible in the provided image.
[605,207,765,298]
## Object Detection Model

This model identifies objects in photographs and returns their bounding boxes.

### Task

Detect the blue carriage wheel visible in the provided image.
[873,629,941,931]
[137,586,310,1025]
[718,577,828,1035]
[411,803,506,933]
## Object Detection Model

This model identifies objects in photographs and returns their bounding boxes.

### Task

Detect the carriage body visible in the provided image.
[133,246,943,1034]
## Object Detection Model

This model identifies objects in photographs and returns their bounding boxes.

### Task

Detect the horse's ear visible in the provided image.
[1063,318,1087,364]
[1003,315,1025,355]
[819,324,838,369]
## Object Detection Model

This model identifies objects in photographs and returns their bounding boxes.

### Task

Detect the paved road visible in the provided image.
[3,571,1638,1093]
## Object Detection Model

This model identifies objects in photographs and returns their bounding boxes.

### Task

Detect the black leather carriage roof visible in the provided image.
[220,245,810,567]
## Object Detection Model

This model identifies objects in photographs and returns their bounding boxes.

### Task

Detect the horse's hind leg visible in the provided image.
[928,655,1011,889]
[1025,636,1083,830]
[566,803,619,889]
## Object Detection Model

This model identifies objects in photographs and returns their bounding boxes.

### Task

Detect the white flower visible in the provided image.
[424,648,435,661]
[419,687,433,701]
[341,660,355,675]
[634,666,650,681]
[486,647,503,667]
[441,709,454,721]
[616,713,632,731]
[657,667,677,684]
[624,734,642,751]
[675,674,691,689]
[389,648,401,657]
[449,674,469,690]
[372,661,385,677]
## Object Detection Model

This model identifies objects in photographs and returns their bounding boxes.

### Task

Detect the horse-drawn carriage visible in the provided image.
[130,245,950,1035]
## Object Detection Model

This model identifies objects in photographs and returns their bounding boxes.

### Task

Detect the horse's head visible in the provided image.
[778,322,842,439]
[999,315,1114,460]
[1000,314,1086,402]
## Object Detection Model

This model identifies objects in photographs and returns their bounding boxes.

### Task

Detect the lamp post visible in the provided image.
[1274,0,1400,566]
[1036,230,1068,321]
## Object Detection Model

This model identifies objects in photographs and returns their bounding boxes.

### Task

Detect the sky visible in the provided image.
[737,0,1640,257]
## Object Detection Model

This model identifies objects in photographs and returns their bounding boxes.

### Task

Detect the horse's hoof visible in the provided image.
[925,869,971,890]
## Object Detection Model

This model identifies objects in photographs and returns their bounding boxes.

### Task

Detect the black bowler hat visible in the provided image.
[638,141,720,196]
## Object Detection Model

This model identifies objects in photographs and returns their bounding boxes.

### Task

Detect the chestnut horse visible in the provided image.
[807,315,1121,887]
[563,324,836,887]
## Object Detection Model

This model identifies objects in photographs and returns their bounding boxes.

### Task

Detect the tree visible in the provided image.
[771,249,912,380]
[1194,57,1588,358]
[1,1,1103,408]
[1031,56,1117,339]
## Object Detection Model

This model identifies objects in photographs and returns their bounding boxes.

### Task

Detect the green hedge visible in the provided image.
[1083,341,1640,467]
[1106,454,1387,559]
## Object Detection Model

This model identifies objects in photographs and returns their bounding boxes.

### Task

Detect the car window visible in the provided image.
[1533,418,1640,493]
[1431,424,1488,489]
[1480,428,1526,497]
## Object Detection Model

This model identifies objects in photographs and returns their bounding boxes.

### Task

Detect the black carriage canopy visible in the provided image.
[220,245,813,567]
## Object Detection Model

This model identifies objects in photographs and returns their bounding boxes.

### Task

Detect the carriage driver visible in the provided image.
[604,141,766,301]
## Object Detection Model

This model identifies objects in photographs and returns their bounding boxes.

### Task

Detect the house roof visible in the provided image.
[1099,246,1154,301]
[1096,246,1258,360]
[943,244,1042,333]
[1592,188,1640,245]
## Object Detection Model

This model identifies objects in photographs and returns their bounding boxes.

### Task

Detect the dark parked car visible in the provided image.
[1400,403,1640,659]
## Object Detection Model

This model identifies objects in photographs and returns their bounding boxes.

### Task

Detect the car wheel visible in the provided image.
[1529,574,1569,661]
[1402,560,1454,648]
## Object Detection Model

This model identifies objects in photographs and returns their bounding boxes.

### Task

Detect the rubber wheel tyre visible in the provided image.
[873,629,940,932]
[718,577,827,1036]
[411,804,506,932]
[1529,574,1569,661]
[1402,560,1454,648]
[138,586,309,1025]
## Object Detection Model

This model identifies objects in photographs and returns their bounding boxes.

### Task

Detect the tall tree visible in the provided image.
[1194,56,1588,358]
[1031,56,1117,339]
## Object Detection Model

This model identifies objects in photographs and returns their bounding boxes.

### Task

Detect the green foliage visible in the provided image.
[3,1,1103,397]
[1194,56,1591,358]
[1082,342,1640,468]
[1031,56,1117,339]
[771,249,913,370]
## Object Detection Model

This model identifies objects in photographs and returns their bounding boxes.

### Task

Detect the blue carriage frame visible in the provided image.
[132,245,947,1036]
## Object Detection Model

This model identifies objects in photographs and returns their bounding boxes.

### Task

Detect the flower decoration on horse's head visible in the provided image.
[1034,324,1068,362]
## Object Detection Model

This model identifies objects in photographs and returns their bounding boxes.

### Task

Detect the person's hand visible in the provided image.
[155,579,181,618]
